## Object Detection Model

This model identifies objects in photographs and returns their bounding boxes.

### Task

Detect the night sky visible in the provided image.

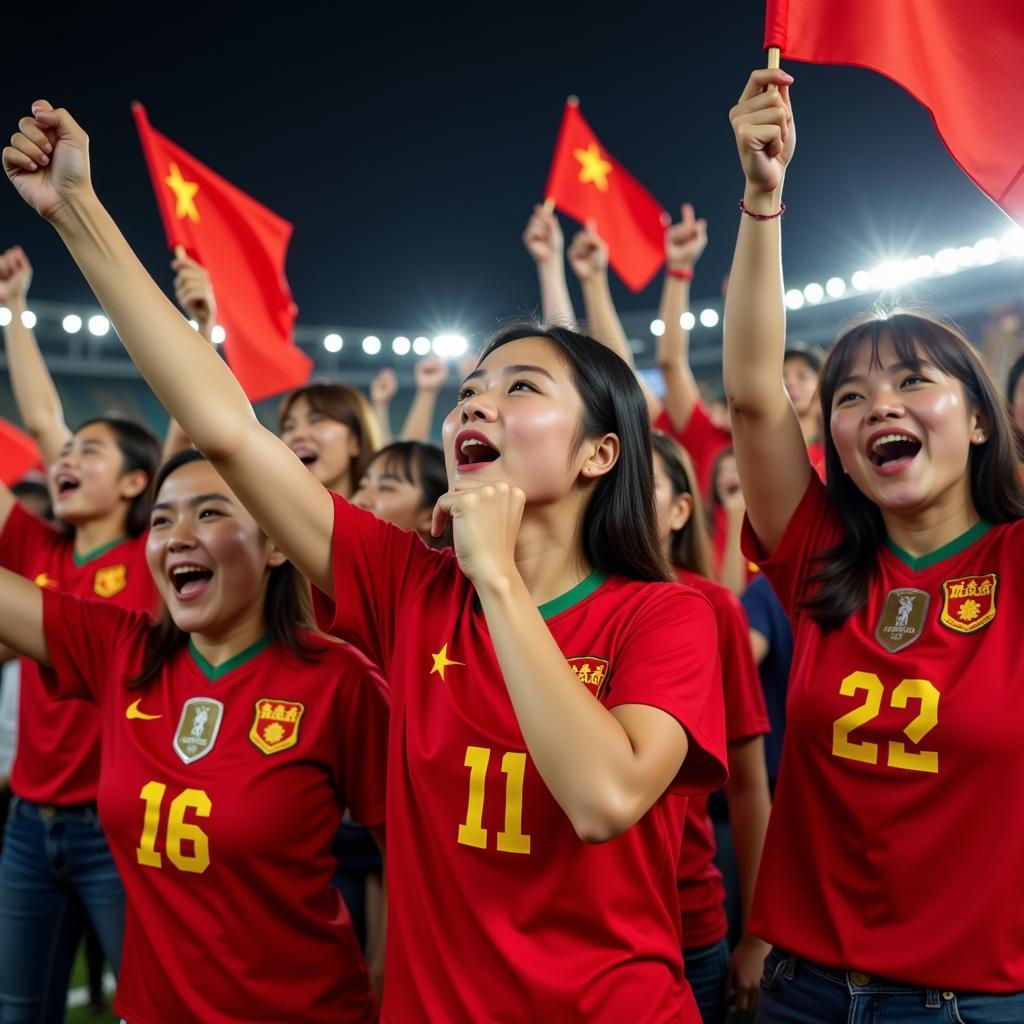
[2,3,1013,338]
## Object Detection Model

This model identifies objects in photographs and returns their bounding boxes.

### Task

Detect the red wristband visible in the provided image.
[739,199,786,220]
[667,267,694,281]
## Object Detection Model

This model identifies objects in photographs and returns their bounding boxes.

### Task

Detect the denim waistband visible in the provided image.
[12,796,98,820]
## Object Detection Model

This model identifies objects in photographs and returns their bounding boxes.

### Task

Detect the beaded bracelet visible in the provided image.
[739,199,786,220]
[666,267,694,281]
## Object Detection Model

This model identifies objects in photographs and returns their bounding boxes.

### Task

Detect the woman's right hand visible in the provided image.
[0,246,33,306]
[3,101,92,221]
[729,69,796,196]
[522,204,564,267]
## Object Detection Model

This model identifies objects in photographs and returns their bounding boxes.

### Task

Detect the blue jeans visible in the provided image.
[0,797,125,1023]
[757,948,1024,1023]
[685,937,731,1024]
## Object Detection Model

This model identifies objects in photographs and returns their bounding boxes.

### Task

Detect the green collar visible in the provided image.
[188,635,271,681]
[538,570,607,621]
[72,535,128,567]
[886,519,992,572]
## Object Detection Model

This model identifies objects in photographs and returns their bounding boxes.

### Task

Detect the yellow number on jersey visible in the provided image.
[136,781,213,873]
[457,745,532,855]
[832,672,940,774]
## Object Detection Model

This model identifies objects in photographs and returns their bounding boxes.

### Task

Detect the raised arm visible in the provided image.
[655,205,707,434]
[3,102,336,594]
[0,567,47,665]
[370,368,397,446]
[522,204,575,325]
[723,69,810,556]
[0,246,72,465]
[400,354,446,442]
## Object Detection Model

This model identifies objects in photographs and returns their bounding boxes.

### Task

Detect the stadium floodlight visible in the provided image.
[974,237,1001,265]
[0,308,10,327]
[956,246,977,269]
[413,336,432,356]
[699,308,719,328]
[362,335,382,355]
[869,261,902,291]
[323,333,343,353]
[851,270,872,291]
[211,325,226,345]
[934,248,959,274]
[20,309,37,329]
[803,282,824,304]
[1002,228,1024,257]
[433,333,468,358]
[88,314,110,336]
[784,289,804,310]
[825,277,847,298]
[62,314,83,334]
[680,312,696,330]
[392,336,411,355]
[913,255,935,278]
[649,318,665,336]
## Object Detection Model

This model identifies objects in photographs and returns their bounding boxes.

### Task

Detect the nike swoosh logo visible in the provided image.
[125,699,162,721]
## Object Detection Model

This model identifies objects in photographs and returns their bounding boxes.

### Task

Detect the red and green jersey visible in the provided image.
[654,403,731,497]
[41,589,388,1024]
[675,570,768,948]
[313,494,728,1024]
[0,502,157,805]
[744,475,1024,991]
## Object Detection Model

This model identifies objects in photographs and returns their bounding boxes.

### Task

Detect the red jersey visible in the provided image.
[744,476,1024,991]
[0,503,157,804]
[40,589,388,1024]
[654,403,731,497]
[675,570,768,948]
[313,495,728,1023]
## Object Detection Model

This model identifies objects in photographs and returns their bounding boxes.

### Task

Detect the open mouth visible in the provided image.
[868,432,922,469]
[170,564,214,598]
[456,434,500,468]
[55,473,80,496]
[291,447,319,469]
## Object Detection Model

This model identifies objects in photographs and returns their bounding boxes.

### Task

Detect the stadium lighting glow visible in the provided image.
[1002,228,1024,257]
[392,336,411,355]
[649,318,665,336]
[211,325,226,345]
[413,336,432,356]
[362,335,382,355]
[88,315,110,337]
[974,237,1001,265]
[433,333,468,358]
[869,262,902,291]
[0,308,10,327]
[699,308,719,328]
[20,310,37,329]
[803,282,824,304]
[934,248,958,274]
[956,246,977,269]
[851,270,872,291]
[680,312,696,330]
[784,289,804,310]
[188,319,199,330]
[825,277,847,298]
[323,333,343,353]
[62,314,83,334]
[913,255,935,278]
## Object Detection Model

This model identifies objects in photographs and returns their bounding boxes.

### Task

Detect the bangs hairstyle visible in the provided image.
[806,310,1024,630]
[477,323,672,583]
[278,381,382,488]
[130,449,320,688]
[365,441,450,549]
[652,432,713,579]
[75,416,161,536]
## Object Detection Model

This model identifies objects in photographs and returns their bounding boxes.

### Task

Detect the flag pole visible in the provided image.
[767,46,780,68]
[543,95,582,215]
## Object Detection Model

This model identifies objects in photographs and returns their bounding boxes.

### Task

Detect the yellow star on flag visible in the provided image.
[165,162,200,223]
[573,143,613,193]
[430,642,464,682]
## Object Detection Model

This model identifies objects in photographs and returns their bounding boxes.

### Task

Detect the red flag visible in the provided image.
[132,104,311,401]
[764,0,1024,224]
[0,419,42,485]
[545,101,667,292]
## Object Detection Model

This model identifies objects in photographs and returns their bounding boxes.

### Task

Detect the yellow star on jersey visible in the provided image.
[430,642,464,682]
[573,143,613,193]
[165,162,200,222]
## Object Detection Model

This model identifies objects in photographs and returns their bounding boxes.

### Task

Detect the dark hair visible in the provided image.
[363,441,449,548]
[783,342,824,375]
[131,449,319,688]
[477,323,672,583]
[652,432,713,579]
[277,381,381,495]
[1007,351,1024,411]
[805,310,1024,629]
[708,446,736,510]
[75,416,161,536]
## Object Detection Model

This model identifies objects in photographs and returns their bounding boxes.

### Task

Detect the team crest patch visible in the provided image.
[34,572,57,589]
[941,574,997,634]
[173,697,224,764]
[249,699,305,755]
[567,657,609,699]
[875,588,930,653]
[93,564,127,599]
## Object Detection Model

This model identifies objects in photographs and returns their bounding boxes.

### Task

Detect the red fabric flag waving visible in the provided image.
[0,419,41,485]
[132,104,311,401]
[765,0,1024,224]
[545,101,667,292]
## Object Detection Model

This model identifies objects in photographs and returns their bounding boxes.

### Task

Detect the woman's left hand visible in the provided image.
[432,480,524,586]
[725,933,770,1012]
